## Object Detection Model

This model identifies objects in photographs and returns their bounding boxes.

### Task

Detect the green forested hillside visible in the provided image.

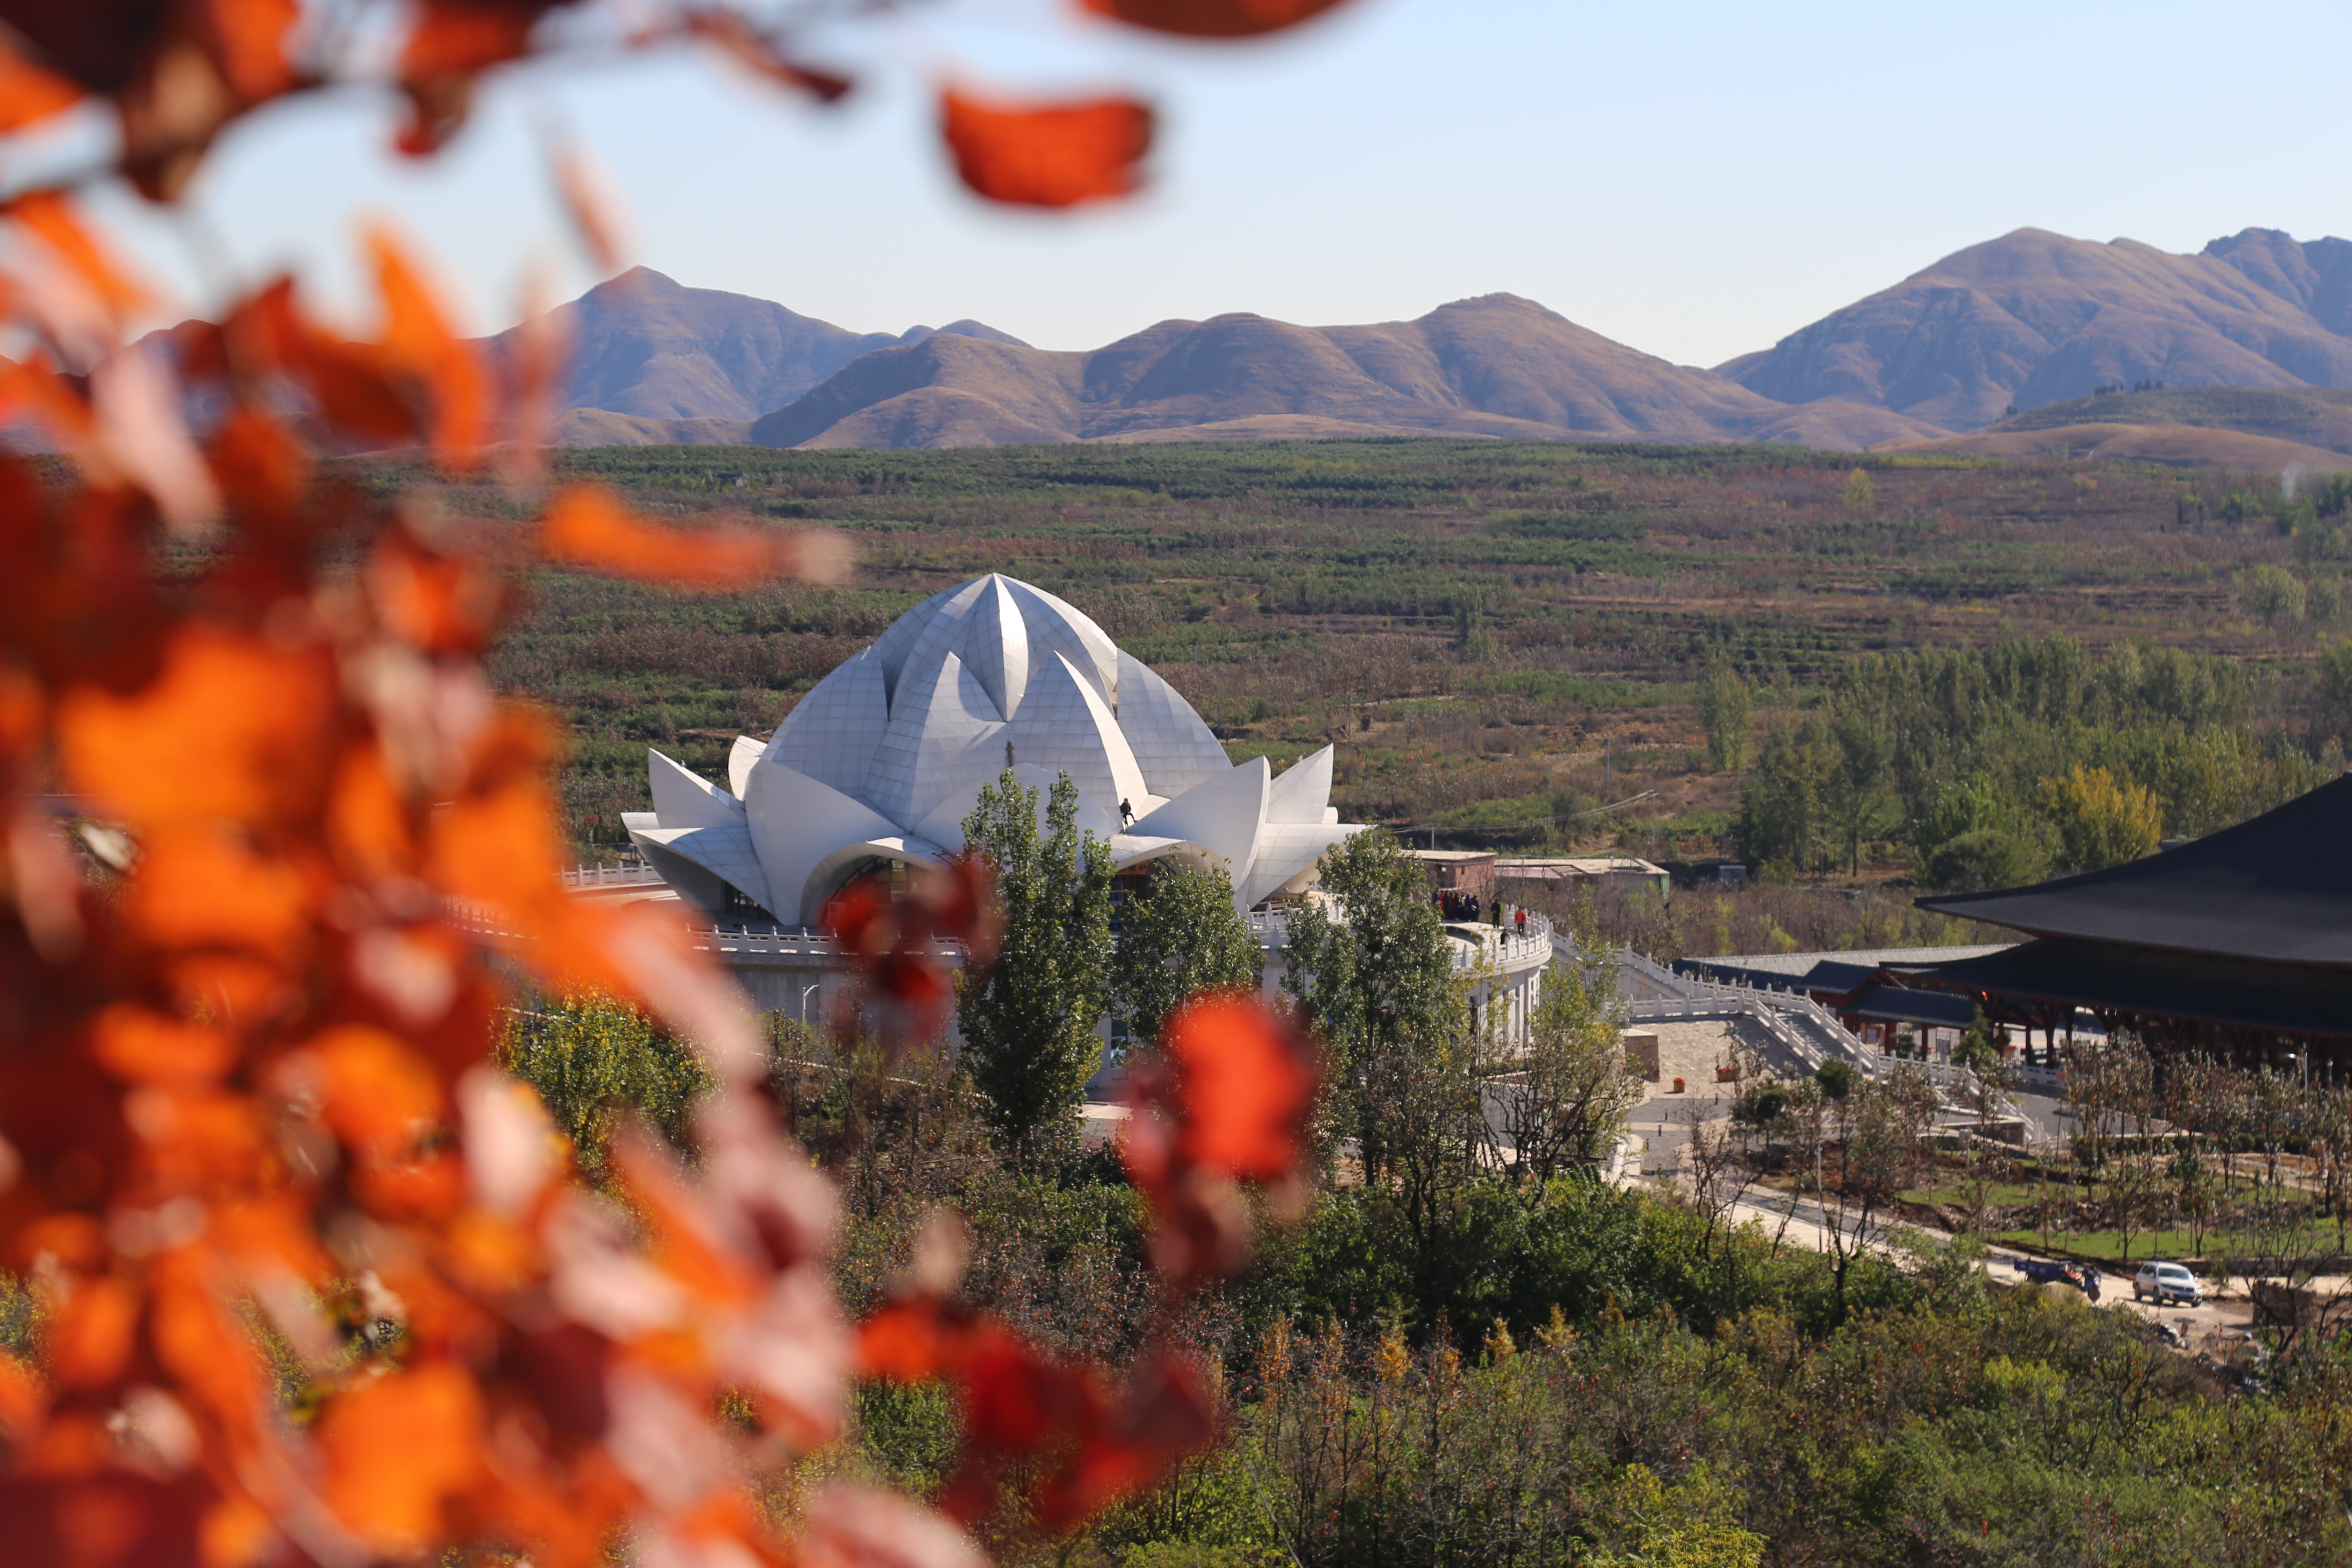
[415,437,2349,925]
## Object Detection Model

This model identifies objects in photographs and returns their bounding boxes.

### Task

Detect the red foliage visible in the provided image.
[940,90,1155,208]
[1079,0,1355,38]
[1121,994,1320,1287]
[0,10,1333,1564]
[821,857,1001,1045]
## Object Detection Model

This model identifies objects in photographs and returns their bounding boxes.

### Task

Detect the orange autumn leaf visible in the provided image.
[89,1005,240,1087]
[537,482,847,588]
[398,0,567,156]
[546,136,629,276]
[55,624,337,830]
[125,1086,276,1197]
[199,0,303,103]
[367,228,486,459]
[0,43,83,133]
[7,190,151,323]
[685,9,853,103]
[322,737,417,885]
[315,1361,485,1555]
[0,355,95,447]
[202,404,311,543]
[939,89,1153,209]
[146,1248,273,1439]
[122,827,310,962]
[428,775,564,926]
[47,1274,139,1390]
[197,1493,276,1568]
[1158,993,1317,1180]
[0,1351,48,1440]
[300,1024,447,1157]
[1078,0,1354,37]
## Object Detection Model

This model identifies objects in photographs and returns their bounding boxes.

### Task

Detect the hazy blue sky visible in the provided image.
[72,0,2352,366]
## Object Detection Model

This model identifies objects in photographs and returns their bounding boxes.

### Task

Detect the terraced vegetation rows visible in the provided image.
[413,438,2347,898]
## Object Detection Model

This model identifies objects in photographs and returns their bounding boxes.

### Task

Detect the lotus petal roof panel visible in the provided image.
[627,573,1372,922]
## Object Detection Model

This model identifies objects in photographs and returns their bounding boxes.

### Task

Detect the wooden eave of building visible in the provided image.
[1886,937,2352,1043]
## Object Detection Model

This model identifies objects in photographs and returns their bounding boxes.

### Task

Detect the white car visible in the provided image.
[2133,1262,2203,1306]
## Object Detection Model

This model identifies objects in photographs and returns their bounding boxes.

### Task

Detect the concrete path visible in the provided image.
[1623,1118,2341,1354]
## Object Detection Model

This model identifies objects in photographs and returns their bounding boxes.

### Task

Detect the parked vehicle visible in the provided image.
[2015,1258,2091,1294]
[2134,1262,2204,1306]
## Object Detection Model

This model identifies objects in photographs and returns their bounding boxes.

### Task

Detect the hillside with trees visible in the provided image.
[443,435,2349,949]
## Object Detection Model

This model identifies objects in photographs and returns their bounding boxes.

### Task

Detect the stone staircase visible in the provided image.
[1562,940,2019,1123]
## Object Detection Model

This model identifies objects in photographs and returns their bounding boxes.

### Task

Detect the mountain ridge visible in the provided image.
[748,294,1942,452]
[1723,227,2352,430]
[424,224,2352,456]
[471,268,1029,426]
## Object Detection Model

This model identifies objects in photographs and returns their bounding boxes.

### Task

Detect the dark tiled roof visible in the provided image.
[1917,774,2352,968]
[1888,938,2352,1039]
[1843,983,1981,1029]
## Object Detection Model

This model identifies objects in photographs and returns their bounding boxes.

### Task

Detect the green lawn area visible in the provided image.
[1991,1227,2207,1265]
[1902,1176,2352,1267]
[1903,1182,2052,1209]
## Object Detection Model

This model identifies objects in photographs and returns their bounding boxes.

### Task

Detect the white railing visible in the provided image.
[560,863,667,888]
[1248,909,1552,971]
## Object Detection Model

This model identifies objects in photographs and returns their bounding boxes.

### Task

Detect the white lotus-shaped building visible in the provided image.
[624,573,1368,925]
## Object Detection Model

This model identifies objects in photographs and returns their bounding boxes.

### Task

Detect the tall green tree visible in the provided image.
[1497,903,1636,1185]
[956,770,1115,1162]
[1735,716,1839,873]
[1697,652,1754,772]
[2038,763,2162,874]
[498,989,714,1184]
[1280,830,1472,1263]
[1111,859,1265,1051]
[2315,640,2352,754]
[1828,708,1895,874]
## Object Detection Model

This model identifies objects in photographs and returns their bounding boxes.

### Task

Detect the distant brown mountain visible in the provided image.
[472,268,1026,428]
[1722,228,2352,431]
[1874,384,2352,471]
[169,224,2352,459]
[748,295,1945,451]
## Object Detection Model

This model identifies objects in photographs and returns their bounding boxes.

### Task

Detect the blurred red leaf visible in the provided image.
[1120,994,1317,1286]
[1160,992,1318,1180]
[8,190,150,322]
[940,89,1152,208]
[1079,0,1353,37]
[0,1351,46,1439]
[46,1274,138,1390]
[123,827,309,963]
[315,1360,484,1556]
[538,482,848,588]
[197,0,301,103]
[822,856,998,1043]
[686,9,852,103]
[113,16,293,200]
[90,1005,239,1087]
[1033,1354,1213,1529]
[0,356,98,450]
[368,227,485,460]
[55,623,336,830]
[857,1298,986,1383]
[398,0,571,155]
[803,1483,990,1568]
[300,1024,447,1157]
[0,43,85,132]
[545,136,628,276]
[0,3,171,93]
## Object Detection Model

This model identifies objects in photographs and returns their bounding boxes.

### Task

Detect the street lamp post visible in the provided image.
[800,983,820,1026]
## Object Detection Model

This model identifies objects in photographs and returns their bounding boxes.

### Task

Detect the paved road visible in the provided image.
[1645,1154,2304,1351]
